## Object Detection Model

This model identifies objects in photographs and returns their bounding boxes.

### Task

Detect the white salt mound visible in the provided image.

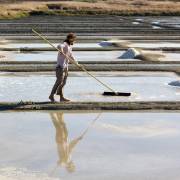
[120,48,141,59]
[99,41,113,47]
[168,81,180,87]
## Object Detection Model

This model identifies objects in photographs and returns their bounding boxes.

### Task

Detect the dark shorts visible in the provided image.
[50,66,68,95]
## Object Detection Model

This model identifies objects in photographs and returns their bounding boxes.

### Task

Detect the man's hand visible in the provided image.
[77,63,83,68]
[71,60,83,68]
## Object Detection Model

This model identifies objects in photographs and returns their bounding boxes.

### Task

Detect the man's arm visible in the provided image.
[69,53,76,63]
[57,44,71,64]
[57,44,65,55]
[69,51,83,68]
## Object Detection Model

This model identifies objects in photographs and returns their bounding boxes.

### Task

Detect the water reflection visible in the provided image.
[50,112,101,173]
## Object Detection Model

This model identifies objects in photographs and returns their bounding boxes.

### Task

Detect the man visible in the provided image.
[49,33,79,102]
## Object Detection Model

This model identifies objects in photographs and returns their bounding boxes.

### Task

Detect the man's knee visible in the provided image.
[62,76,68,87]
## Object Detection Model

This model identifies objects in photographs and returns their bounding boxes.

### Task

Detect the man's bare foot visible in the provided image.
[49,95,55,102]
[60,97,70,102]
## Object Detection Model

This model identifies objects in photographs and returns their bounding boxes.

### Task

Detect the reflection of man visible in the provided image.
[50,112,83,173]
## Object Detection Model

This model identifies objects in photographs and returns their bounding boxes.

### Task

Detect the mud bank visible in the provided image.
[1,101,180,111]
[0,63,180,73]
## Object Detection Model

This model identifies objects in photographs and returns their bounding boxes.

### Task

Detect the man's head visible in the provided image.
[65,33,76,45]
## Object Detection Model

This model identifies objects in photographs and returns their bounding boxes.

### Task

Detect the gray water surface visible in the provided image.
[0,71,179,102]
[0,43,102,48]
[1,51,126,62]
[0,111,180,180]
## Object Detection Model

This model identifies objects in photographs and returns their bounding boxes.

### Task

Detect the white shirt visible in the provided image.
[56,42,75,69]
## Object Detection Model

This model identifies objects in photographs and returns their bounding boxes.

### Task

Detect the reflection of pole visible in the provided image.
[49,112,101,175]
[79,113,102,139]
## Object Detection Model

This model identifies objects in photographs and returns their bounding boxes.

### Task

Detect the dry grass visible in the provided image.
[0,0,180,19]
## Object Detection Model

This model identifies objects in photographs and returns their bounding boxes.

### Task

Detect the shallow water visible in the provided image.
[1,50,180,62]
[0,71,179,102]
[130,42,180,49]
[136,17,180,28]
[1,51,128,62]
[161,52,180,61]
[142,50,180,61]
[0,43,102,48]
[101,40,180,55]
[150,17,180,28]
[0,111,180,180]
[3,42,180,50]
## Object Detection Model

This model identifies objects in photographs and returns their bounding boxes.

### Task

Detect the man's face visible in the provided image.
[69,38,76,45]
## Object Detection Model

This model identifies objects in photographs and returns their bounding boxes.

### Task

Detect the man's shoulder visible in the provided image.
[58,42,67,48]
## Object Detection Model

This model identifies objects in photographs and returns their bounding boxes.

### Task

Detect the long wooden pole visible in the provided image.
[32,28,116,93]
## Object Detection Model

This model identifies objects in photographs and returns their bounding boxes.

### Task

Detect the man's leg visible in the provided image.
[49,67,64,102]
[56,73,65,96]
[57,68,70,102]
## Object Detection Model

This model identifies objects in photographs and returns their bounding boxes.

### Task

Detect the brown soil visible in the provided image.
[0,0,180,19]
